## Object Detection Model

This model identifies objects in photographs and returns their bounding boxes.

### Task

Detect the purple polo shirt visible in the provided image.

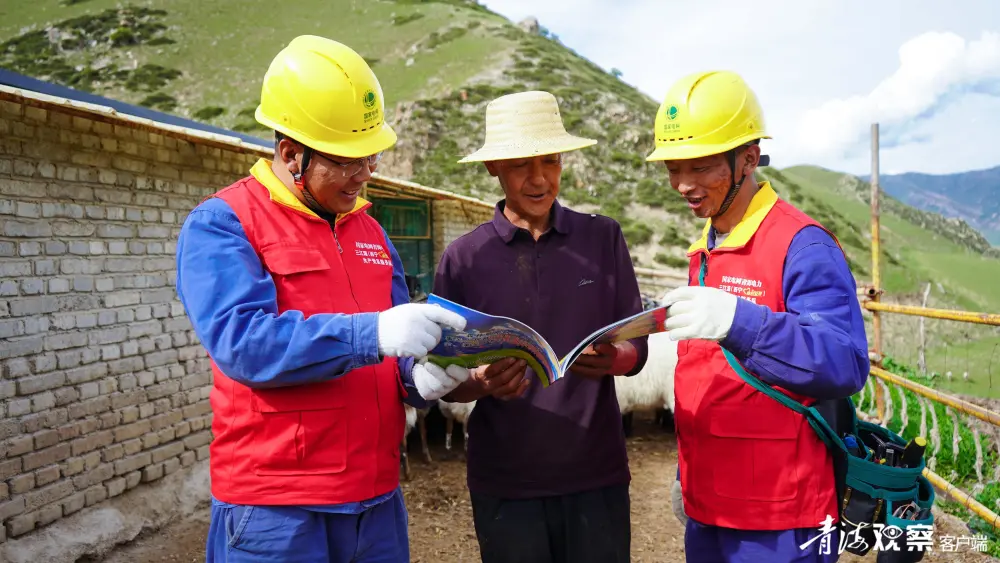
[433,199,649,499]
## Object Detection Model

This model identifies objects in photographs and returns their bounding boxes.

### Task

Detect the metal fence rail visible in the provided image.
[863,302,1000,327]
[865,122,1000,533]
[870,367,1000,427]
[634,267,688,298]
[857,410,1000,530]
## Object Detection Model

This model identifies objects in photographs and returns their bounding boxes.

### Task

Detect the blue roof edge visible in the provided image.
[0,68,272,149]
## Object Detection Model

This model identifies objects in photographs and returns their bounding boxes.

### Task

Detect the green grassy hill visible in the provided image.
[3,0,998,395]
[763,166,1000,398]
[769,166,1000,312]
[0,0,517,128]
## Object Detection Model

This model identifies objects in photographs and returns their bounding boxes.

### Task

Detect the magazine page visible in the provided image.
[558,306,669,373]
[424,294,564,387]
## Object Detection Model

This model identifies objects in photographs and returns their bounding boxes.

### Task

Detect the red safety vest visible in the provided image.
[674,183,840,530]
[207,161,406,505]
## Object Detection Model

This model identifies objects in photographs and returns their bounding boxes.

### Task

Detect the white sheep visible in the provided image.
[401,404,433,480]
[612,330,686,523]
[438,399,475,453]
[614,331,678,437]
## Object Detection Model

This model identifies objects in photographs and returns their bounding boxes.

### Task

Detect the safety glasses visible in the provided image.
[312,151,382,177]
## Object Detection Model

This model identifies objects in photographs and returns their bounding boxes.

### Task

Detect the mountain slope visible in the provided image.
[0,0,518,130]
[2,0,997,309]
[771,165,1000,313]
[767,165,1000,399]
[872,165,1000,247]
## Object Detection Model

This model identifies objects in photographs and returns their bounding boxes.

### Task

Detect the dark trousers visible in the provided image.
[470,483,631,563]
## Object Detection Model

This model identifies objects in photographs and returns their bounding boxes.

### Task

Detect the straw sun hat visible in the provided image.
[458,90,597,163]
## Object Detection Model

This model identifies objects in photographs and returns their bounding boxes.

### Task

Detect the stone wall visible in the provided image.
[0,96,266,543]
[0,93,495,547]
[431,199,494,267]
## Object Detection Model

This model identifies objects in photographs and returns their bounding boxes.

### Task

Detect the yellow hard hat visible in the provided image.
[255,35,397,158]
[645,70,770,162]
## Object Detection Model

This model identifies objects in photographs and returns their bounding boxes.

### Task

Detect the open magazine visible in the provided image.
[424,294,668,387]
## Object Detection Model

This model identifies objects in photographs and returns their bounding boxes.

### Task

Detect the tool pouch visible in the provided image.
[839,484,882,555]
[719,349,935,559]
[874,473,935,563]
[836,418,935,557]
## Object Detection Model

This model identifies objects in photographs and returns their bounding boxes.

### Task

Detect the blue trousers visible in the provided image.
[206,492,409,563]
[685,517,841,563]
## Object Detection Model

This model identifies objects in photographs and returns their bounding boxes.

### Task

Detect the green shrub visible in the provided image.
[193,106,225,120]
[659,225,687,248]
[392,13,425,26]
[610,151,643,170]
[635,178,665,208]
[621,219,653,246]
[426,26,467,49]
[138,92,177,111]
[654,253,688,269]
[0,6,178,96]
[123,64,182,92]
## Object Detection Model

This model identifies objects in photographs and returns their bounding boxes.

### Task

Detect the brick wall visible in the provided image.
[432,199,494,266]
[0,94,494,545]
[0,97,260,542]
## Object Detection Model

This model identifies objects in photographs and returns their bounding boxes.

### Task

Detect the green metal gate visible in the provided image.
[367,196,434,301]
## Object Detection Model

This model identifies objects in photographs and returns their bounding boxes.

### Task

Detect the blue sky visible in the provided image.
[479,0,1000,176]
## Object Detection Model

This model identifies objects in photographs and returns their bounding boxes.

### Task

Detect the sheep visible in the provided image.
[615,331,678,437]
[401,405,417,480]
[401,403,433,481]
[438,399,476,453]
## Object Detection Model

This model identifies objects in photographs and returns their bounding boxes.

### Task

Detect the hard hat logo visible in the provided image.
[363,89,377,110]
[661,104,681,136]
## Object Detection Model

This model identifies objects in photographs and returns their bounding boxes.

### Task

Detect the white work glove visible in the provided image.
[412,361,471,401]
[660,286,738,341]
[376,303,467,358]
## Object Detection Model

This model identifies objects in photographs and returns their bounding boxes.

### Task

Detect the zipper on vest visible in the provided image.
[333,230,343,254]
[328,221,363,319]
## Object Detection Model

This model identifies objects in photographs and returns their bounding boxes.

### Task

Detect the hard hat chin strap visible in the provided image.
[276,131,333,219]
[714,148,745,218]
[713,143,769,219]
[288,141,337,221]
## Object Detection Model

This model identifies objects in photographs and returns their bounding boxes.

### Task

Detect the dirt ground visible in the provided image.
[97,414,997,563]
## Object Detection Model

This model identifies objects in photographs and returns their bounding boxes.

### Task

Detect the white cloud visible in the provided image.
[478,0,1000,176]
[832,92,1000,176]
[787,31,1000,165]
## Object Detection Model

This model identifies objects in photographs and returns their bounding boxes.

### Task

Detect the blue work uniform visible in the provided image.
[177,195,427,563]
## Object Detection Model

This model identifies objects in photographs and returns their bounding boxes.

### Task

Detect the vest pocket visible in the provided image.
[707,402,803,502]
[258,243,335,312]
[259,244,331,274]
[250,383,348,475]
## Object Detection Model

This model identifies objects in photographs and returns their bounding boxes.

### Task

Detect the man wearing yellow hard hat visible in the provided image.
[648,71,870,562]
[176,35,470,562]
